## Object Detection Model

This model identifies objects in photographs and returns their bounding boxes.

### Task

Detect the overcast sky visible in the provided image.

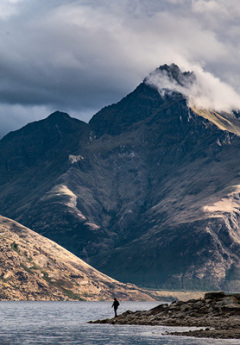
[0,0,240,138]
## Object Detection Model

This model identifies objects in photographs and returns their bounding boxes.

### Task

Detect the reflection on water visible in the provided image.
[0,301,238,345]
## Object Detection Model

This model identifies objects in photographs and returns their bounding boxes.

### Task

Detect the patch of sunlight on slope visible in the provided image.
[203,198,240,215]
[41,184,86,220]
[203,185,240,217]
[191,106,240,136]
[202,185,240,247]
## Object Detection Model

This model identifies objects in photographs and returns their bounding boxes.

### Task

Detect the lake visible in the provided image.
[0,301,238,345]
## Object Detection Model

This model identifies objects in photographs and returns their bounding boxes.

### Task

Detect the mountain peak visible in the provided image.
[146,63,195,90]
[146,63,240,115]
[46,111,72,124]
[44,111,88,132]
[157,63,195,87]
[47,111,70,120]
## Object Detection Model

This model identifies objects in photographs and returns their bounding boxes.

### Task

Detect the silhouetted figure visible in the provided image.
[112,298,120,317]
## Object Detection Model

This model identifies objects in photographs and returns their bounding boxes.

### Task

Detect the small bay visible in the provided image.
[0,301,238,345]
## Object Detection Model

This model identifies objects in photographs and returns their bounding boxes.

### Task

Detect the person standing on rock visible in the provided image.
[112,298,120,317]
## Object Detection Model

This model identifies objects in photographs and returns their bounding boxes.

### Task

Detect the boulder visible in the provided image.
[204,292,226,300]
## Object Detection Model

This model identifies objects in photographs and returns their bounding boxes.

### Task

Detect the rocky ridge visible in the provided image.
[91,292,240,339]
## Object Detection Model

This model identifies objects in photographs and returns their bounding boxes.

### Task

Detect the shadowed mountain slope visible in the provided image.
[1,65,240,290]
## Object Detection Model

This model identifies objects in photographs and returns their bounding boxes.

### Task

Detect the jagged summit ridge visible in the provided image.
[90,61,240,140]
[145,63,195,97]
[145,64,240,136]
[147,63,196,89]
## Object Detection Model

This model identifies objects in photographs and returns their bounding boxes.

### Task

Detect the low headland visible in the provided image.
[90,292,240,339]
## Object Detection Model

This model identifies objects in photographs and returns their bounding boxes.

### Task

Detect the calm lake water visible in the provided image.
[0,301,238,345]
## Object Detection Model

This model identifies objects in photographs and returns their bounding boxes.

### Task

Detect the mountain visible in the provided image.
[1,64,240,290]
[0,215,155,301]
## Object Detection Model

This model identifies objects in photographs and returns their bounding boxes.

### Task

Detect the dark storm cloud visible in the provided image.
[0,0,240,137]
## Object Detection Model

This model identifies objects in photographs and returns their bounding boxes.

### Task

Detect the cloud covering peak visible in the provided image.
[146,64,240,113]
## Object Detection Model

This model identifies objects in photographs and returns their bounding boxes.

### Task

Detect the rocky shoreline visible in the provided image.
[90,292,240,339]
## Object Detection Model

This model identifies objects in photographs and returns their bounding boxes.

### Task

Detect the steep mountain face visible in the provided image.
[1,64,240,290]
[0,215,154,301]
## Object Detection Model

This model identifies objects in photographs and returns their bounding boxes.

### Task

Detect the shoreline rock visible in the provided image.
[90,292,240,339]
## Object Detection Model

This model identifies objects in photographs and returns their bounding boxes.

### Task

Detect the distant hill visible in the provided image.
[1,64,240,290]
[0,215,154,301]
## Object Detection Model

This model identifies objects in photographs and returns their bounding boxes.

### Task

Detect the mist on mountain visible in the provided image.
[146,63,240,112]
